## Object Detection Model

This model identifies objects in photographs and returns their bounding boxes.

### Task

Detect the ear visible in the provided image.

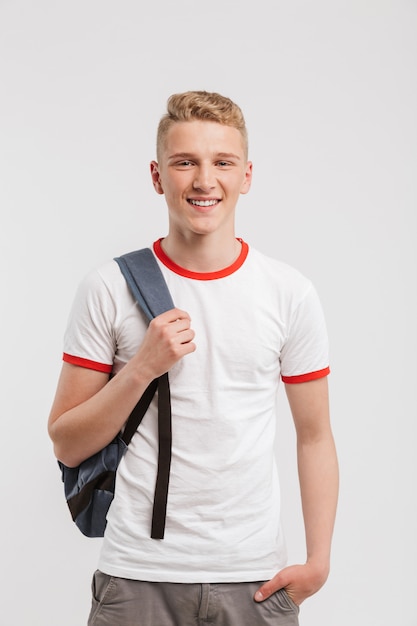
[150,161,164,194]
[240,161,253,195]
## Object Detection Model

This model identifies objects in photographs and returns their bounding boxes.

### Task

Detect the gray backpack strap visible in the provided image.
[114,247,174,540]
[114,247,174,320]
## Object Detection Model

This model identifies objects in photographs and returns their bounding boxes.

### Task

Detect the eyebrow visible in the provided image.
[167,152,242,161]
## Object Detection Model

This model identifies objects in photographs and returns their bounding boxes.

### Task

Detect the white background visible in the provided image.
[1,1,416,625]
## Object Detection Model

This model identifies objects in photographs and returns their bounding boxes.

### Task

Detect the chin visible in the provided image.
[186,219,220,236]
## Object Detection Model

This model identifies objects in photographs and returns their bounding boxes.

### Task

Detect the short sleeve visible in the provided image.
[280,284,330,383]
[63,268,117,372]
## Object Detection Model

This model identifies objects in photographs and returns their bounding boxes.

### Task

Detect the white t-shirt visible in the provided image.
[63,239,330,582]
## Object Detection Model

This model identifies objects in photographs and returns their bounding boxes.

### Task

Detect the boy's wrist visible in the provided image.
[305,557,330,586]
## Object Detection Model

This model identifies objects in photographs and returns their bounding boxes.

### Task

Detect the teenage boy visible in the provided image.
[48,90,338,626]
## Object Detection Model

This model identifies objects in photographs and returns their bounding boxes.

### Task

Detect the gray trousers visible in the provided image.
[88,570,300,626]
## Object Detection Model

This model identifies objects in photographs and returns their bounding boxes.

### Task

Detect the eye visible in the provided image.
[176,160,193,168]
[217,161,231,167]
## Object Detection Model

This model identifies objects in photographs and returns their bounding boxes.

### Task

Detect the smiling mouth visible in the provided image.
[188,199,220,207]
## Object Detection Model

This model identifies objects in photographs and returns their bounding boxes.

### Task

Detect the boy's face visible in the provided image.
[150,120,252,238]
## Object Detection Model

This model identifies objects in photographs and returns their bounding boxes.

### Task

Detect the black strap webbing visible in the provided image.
[151,372,172,539]
[121,378,158,446]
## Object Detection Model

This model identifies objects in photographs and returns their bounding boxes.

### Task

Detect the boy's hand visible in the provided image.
[134,307,196,380]
[254,562,329,605]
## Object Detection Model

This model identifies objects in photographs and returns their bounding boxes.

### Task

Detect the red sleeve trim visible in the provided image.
[282,366,330,384]
[63,353,113,374]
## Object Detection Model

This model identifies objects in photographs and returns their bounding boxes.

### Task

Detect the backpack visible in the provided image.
[58,247,174,539]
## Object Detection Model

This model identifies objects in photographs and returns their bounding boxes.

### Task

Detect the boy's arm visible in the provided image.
[48,308,195,468]
[255,376,339,605]
[48,362,150,468]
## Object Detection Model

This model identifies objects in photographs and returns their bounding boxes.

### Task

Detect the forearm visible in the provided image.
[48,360,155,467]
[254,432,338,605]
[297,431,339,577]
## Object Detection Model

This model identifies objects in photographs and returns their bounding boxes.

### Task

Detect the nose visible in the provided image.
[192,165,215,192]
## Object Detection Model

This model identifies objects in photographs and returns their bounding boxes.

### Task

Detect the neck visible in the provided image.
[161,233,242,273]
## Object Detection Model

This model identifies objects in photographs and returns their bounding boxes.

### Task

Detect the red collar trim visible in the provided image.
[153,238,249,280]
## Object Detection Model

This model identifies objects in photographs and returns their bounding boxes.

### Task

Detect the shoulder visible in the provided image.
[245,246,314,301]
[72,258,135,312]
[247,246,307,276]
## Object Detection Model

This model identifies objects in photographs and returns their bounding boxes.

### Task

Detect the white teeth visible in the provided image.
[189,199,218,207]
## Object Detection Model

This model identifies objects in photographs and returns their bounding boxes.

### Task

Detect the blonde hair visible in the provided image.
[156,90,248,160]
